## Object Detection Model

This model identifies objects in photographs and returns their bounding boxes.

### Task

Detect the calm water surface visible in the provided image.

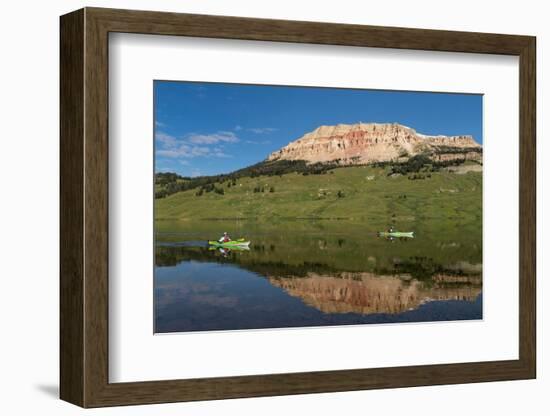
[154,220,482,333]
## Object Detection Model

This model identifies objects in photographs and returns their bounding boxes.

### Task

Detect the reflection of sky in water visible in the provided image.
[155,260,482,333]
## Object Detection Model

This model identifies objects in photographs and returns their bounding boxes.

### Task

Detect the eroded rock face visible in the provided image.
[268,271,481,315]
[267,123,481,165]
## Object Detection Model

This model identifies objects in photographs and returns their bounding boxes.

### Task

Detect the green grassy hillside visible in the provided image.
[155,165,482,223]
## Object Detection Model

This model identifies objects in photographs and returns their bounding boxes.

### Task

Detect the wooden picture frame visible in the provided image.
[60,7,536,408]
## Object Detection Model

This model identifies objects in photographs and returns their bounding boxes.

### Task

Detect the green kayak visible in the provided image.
[378,231,414,238]
[208,238,250,248]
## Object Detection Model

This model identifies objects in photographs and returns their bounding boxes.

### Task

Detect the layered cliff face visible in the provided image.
[267,122,481,165]
[268,271,481,315]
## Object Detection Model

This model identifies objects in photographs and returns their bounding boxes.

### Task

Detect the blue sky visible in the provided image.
[154,81,482,177]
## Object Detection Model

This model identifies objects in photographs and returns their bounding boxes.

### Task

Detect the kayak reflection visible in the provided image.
[208,244,250,258]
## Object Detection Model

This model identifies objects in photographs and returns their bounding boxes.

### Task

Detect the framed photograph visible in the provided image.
[60,7,536,407]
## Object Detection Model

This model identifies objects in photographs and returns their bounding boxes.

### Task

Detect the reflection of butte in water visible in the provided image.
[267,272,481,315]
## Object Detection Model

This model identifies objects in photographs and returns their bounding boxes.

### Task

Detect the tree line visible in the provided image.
[386,153,477,177]
[155,160,342,199]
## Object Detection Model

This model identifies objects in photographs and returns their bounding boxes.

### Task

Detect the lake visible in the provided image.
[154,219,482,333]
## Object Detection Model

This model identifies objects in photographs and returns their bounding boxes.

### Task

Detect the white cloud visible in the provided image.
[157,143,231,159]
[188,146,210,156]
[155,130,237,159]
[156,149,182,158]
[187,131,239,144]
[234,125,242,131]
[247,127,277,134]
[155,131,177,147]
[155,121,166,127]
[211,148,231,158]
[245,139,271,145]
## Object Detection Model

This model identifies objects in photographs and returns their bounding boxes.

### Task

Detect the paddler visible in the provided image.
[218,232,232,243]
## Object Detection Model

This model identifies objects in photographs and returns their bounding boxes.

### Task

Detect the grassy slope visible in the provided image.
[155,165,482,223]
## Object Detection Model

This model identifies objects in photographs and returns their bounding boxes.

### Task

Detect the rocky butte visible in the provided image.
[267,122,482,165]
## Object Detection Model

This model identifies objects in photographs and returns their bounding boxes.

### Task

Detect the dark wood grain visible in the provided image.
[83,11,110,406]
[59,8,84,406]
[60,7,537,408]
[89,7,532,55]
[518,38,536,375]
